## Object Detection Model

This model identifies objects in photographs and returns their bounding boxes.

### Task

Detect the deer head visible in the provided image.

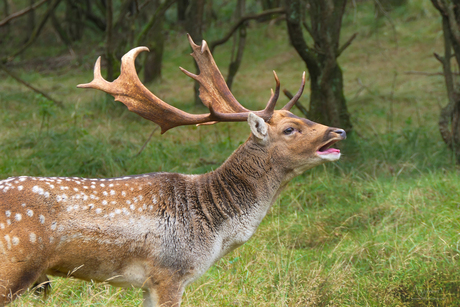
[77,34,345,172]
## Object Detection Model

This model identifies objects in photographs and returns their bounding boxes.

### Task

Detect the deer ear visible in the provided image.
[248,113,268,140]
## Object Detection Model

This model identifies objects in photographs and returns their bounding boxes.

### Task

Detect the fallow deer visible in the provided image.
[0,35,346,307]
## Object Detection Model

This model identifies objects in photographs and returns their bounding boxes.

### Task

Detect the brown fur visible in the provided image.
[0,111,345,306]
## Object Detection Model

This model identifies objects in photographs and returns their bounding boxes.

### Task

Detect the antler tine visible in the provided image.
[78,46,214,134]
[282,72,306,111]
[255,71,280,120]
[181,34,249,114]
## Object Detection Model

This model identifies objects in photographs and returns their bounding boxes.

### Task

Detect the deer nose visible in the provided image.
[334,129,347,139]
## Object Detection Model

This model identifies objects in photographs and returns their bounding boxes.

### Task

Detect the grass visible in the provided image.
[2,0,460,306]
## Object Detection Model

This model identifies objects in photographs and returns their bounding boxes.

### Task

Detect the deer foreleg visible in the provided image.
[143,282,185,307]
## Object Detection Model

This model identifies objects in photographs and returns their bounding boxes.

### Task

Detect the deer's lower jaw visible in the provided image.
[316,138,341,158]
[316,147,341,161]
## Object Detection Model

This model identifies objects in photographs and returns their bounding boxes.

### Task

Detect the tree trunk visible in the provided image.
[285,0,352,131]
[431,0,460,163]
[0,0,9,42]
[309,64,351,130]
[105,0,114,81]
[177,0,188,23]
[143,0,165,83]
[65,0,84,41]
[226,0,246,90]
[184,0,205,106]
[27,0,36,41]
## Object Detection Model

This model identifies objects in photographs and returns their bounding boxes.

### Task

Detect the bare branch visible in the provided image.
[135,0,176,46]
[337,32,358,57]
[209,7,285,53]
[0,64,63,107]
[302,21,317,42]
[3,0,62,64]
[283,89,308,117]
[0,0,48,27]
[404,70,459,76]
[135,126,159,157]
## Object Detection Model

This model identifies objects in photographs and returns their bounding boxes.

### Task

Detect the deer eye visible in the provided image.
[283,127,295,135]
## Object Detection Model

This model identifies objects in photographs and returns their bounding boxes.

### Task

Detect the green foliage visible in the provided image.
[2,1,460,306]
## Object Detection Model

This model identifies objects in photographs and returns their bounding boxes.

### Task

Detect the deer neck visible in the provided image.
[205,139,285,220]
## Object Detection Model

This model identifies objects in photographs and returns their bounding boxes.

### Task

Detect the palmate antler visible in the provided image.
[78,34,306,134]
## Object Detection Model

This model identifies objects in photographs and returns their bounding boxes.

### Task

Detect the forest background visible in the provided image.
[1,0,460,306]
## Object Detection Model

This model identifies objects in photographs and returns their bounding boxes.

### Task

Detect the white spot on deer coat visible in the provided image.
[39,215,45,224]
[27,209,33,217]
[4,235,11,250]
[29,233,36,243]
[5,210,11,217]
[15,213,22,221]
[12,236,19,246]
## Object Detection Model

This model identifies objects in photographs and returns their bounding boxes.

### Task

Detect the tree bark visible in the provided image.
[226,0,246,90]
[143,0,165,83]
[105,0,114,81]
[285,0,352,132]
[431,0,460,163]
[27,0,36,40]
[0,0,10,42]
[184,0,205,106]
[65,0,84,41]
[177,0,188,23]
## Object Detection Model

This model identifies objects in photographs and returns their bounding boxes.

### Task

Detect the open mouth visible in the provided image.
[316,140,340,155]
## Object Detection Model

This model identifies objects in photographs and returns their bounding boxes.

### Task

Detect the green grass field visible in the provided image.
[2,1,460,306]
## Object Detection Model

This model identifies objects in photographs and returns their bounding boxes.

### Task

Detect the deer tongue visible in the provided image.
[317,148,340,155]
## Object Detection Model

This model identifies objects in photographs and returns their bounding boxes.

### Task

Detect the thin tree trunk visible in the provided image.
[27,0,36,40]
[184,0,205,106]
[50,8,73,49]
[0,0,10,42]
[431,0,460,163]
[177,0,188,23]
[2,0,9,19]
[143,0,165,83]
[105,0,114,81]
[226,0,246,90]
